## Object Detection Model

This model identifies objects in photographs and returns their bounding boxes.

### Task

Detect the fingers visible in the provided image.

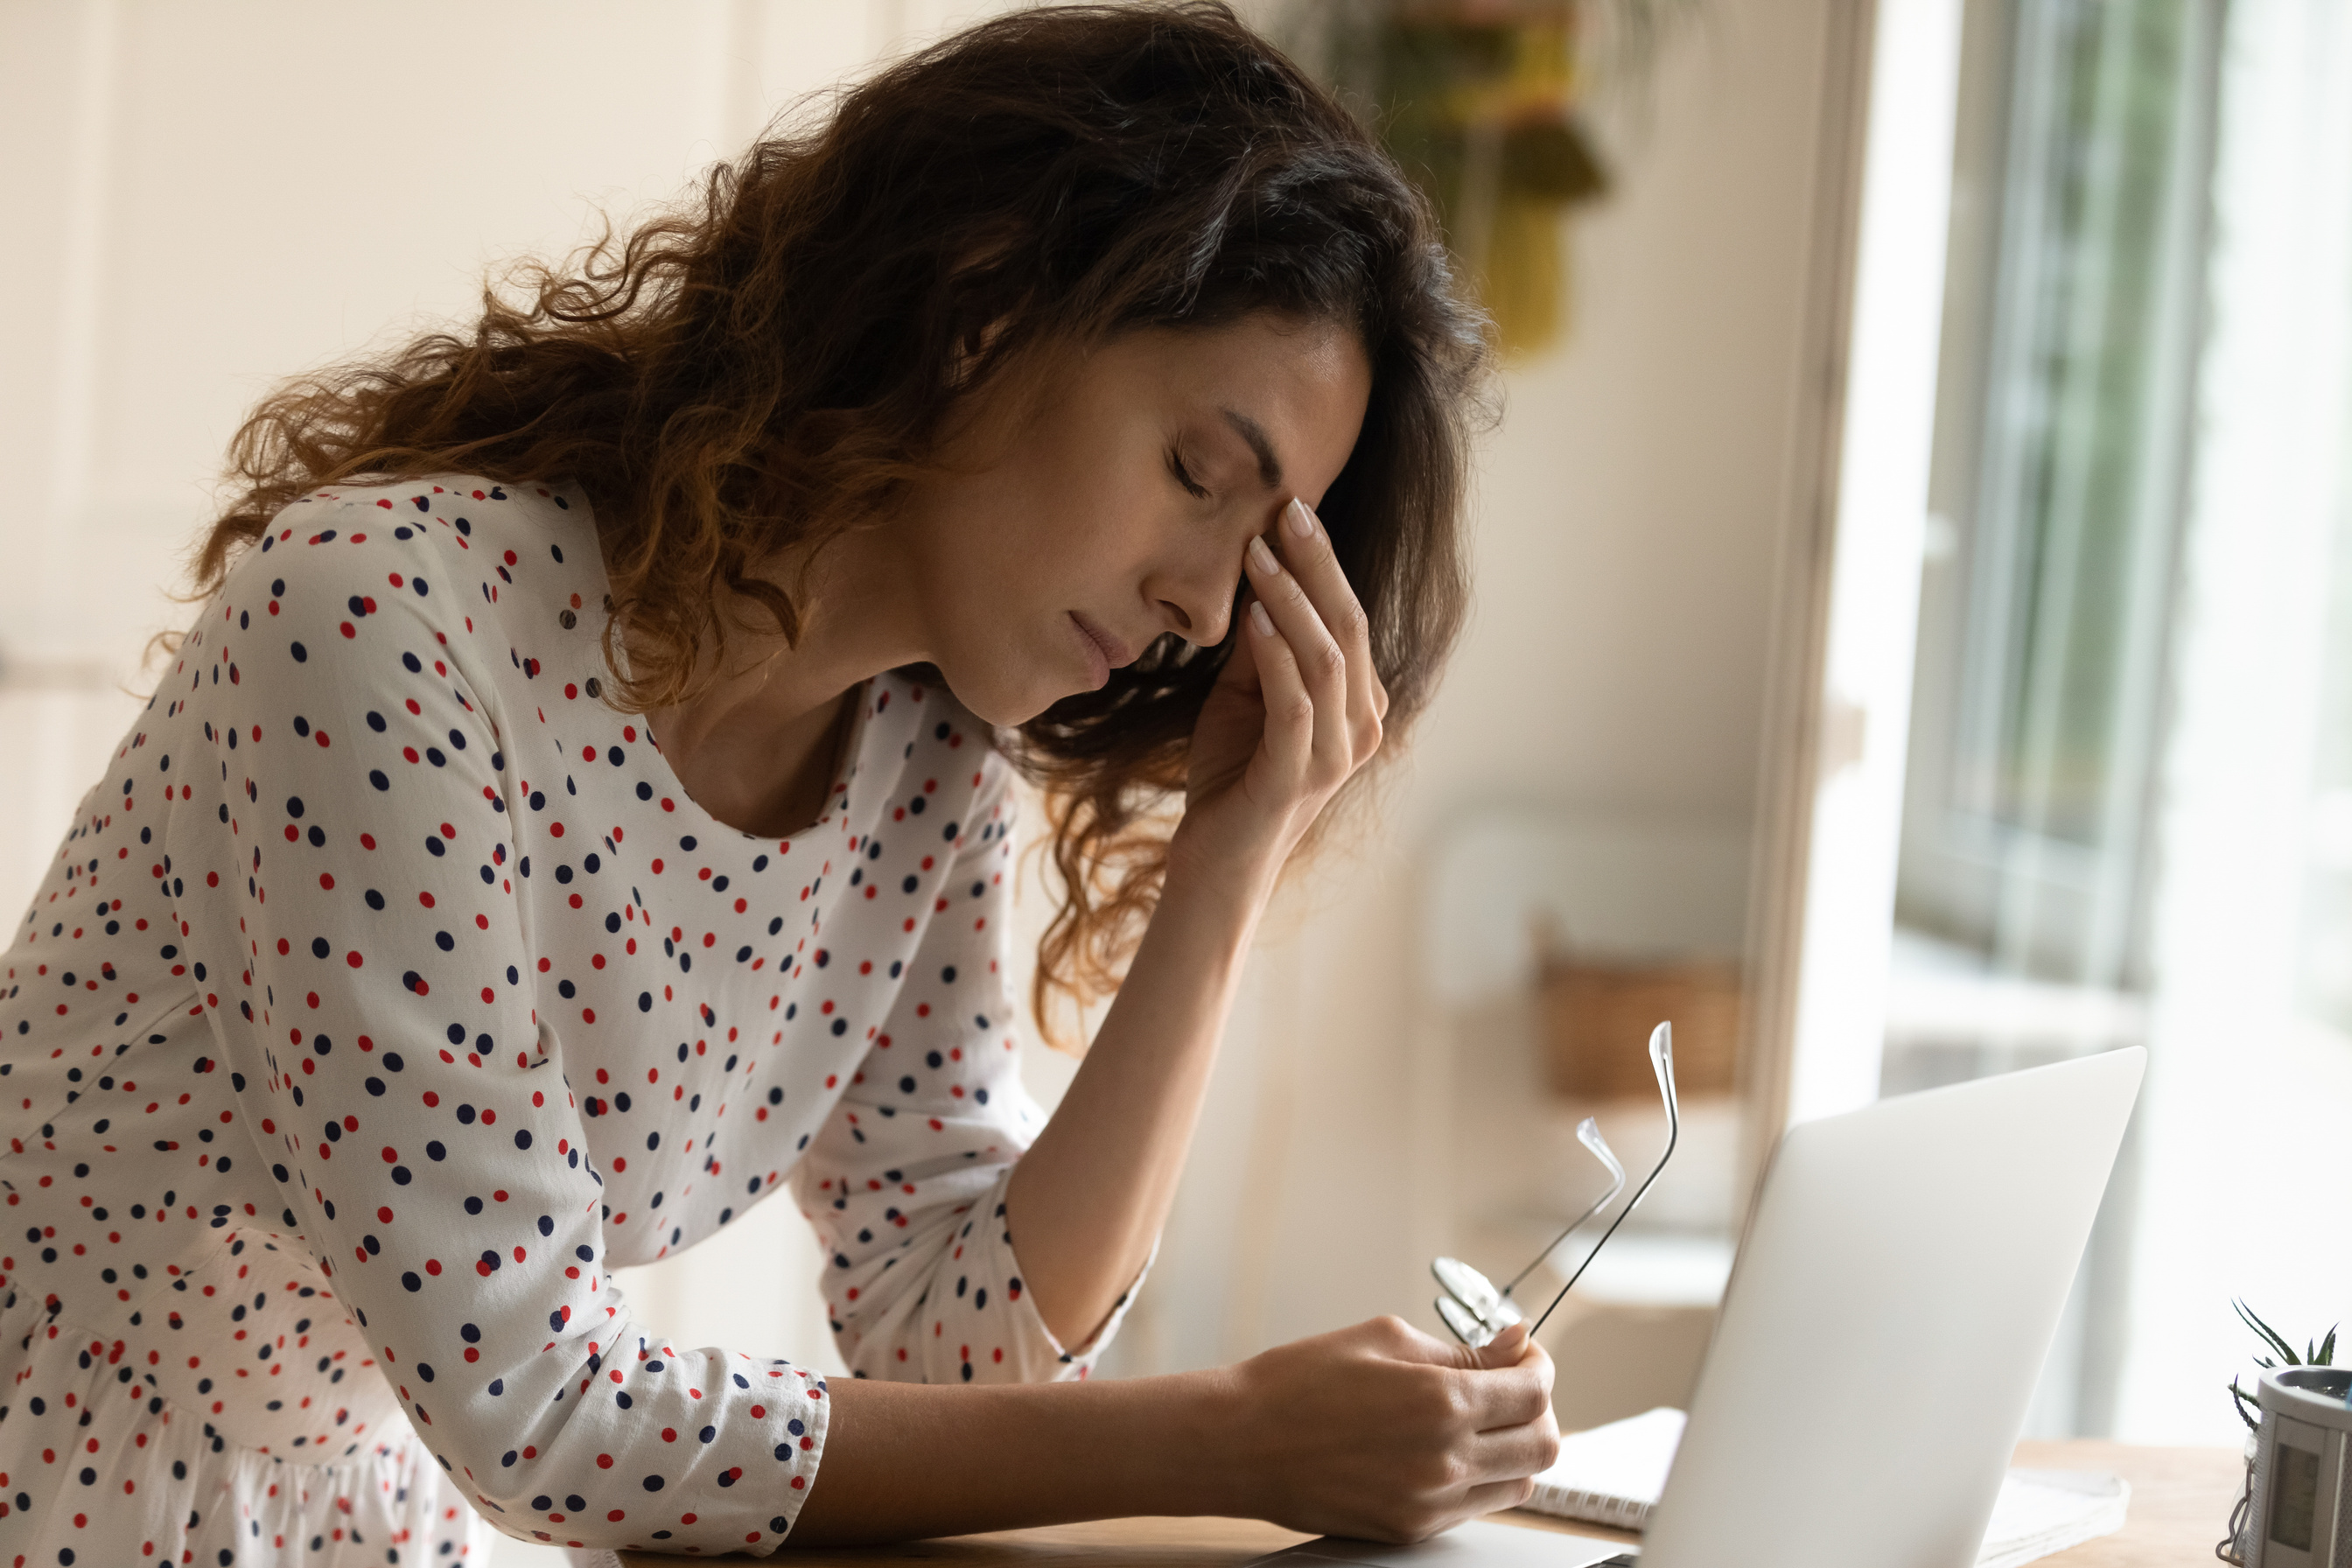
[1272,498,1389,754]
[1246,1318,1560,1544]
[1241,588,1312,782]
[1449,1325,1554,1432]
[1362,1315,1552,1433]
[1474,1398,1563,1488]
[1464,1360,1554,1433]
[1214,590,1264,696]
[1368,1313,1487,1368]
[1432,1396,1560,1529]
[1242,497,1390,789]
[1368,1315,1542,1387]
[1243,534,1349,785]
[1495,1331,1556,1402]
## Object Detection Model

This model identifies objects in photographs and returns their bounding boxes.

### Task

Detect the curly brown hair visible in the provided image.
[189,1,1488,1038]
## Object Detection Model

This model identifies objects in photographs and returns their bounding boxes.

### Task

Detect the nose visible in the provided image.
[1153,574,1236,648]
[1148,508,1294,649]
[1143,536,1251,648]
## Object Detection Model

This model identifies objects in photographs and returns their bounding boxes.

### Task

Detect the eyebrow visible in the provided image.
[1220,408,1284,491]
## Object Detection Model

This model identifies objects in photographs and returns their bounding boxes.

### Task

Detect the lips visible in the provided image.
[1071,612,1131,667]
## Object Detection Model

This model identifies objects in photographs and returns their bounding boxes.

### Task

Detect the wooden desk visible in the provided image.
[619,1439,2240,1565]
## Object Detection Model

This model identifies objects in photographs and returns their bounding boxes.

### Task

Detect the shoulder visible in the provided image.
[209,474,609,686]
[230,474,596,598]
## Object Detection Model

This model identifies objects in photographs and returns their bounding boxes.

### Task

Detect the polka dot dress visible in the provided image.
[0,475,1145,1564]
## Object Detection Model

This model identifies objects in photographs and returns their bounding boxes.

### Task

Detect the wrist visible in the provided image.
[1149,845,1278,981]
[1152,1365,1263,1519]
[1164,817,1285,912]
[798,1371,1253,1541]
[1049,1371,1252,1522]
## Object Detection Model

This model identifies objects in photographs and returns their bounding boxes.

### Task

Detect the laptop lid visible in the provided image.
[1641,1047,2145,1568]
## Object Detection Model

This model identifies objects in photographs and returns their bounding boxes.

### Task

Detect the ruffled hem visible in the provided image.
[0,1316,486,1565]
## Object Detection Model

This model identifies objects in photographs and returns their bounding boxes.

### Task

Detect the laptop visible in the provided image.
[1247,1047,2146,1567]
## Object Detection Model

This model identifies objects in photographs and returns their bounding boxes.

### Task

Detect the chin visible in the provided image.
[931,663,1072,729]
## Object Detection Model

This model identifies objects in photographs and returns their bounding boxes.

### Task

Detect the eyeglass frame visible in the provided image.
[1430,1019,1682,1348]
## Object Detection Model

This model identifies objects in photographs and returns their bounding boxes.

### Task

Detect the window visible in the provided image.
[1896,0,2219,995]
[1884,0,2224,1440]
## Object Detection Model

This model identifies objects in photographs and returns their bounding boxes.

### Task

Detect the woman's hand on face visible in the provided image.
[1214,1316,1562,1544]
[1180,497,1390,882]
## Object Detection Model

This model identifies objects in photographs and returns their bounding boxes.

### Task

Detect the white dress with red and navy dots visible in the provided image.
[0,475,1144,1565]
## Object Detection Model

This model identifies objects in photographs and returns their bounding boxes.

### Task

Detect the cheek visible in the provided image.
[922,490,1047,603]
[951,466,1093,570]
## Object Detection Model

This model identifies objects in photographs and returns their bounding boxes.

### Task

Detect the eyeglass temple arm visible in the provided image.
[1501,1122,1626,1298]
[1530,1024,1680,1337]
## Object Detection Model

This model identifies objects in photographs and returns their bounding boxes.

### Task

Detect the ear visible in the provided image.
[946,312,1015,394]
[939,228,1028,393]
[930,326,1069,472]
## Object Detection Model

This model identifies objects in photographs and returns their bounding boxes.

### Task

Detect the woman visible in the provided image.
[0,4,1561,1560]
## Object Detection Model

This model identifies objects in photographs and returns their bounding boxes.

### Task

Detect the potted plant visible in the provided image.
[2221,1300,2338,1564]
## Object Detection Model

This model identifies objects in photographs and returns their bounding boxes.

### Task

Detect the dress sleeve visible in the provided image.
[789,755,1152,1383]
[172,505,826,1556]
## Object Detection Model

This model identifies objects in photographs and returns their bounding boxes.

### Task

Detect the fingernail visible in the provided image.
[1249,599,1274,637]
[1248,536,1279,576]
[1286,498,1315,539]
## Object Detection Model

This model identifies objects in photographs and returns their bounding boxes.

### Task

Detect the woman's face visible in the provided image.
[896,313,1375,726]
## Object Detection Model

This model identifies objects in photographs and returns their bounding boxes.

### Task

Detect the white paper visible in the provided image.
[1978,1469,2132,1568]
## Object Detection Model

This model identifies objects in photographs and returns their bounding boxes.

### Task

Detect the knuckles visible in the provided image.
[1530,1415,1564,1471]
[1423,1446,1472,1496]
[1396,1365,1472,1433]
[1436,1374,1478,1431]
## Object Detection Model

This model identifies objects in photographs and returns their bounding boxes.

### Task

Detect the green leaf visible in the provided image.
[2231,1378,2263,1432]
[2317,1326,2338,1367]
[2237,1298,2302,1366]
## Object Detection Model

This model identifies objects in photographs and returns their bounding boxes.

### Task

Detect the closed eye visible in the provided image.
[1168,444,1211,501]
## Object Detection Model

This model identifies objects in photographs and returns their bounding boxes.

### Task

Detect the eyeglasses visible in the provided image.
[1431,1020,1681,1348]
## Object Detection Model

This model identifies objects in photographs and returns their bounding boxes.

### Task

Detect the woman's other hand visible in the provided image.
[1180,496,1389,882]
[1215,1316,1564,1544]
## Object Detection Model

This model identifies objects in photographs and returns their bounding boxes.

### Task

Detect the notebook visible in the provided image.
[1526,1408,1687,1530]
[1524,1408,2130,1566]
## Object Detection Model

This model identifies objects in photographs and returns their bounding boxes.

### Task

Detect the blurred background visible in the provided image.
[4,2,2348,1559]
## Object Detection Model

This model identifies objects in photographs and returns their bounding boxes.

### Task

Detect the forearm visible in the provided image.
[787,1320,1565,1550]
[1003,837,1274,1349]
[784,1365,1236,1545]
